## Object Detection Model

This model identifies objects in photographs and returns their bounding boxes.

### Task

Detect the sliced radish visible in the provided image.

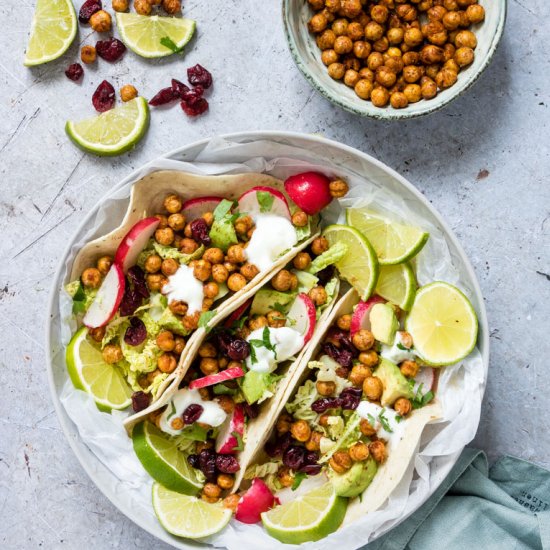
[224,298,253,328]
[350,295,385,336]
[189,367,245,390]
[286,293,316,344]
[413,368,435,395]
[181,196,223,221]
[114,217,160,274]
[83,264,125,328]
[235,478,278,524]
[215,404,245,455]
[284,171,332,215]
[238,186,291,220]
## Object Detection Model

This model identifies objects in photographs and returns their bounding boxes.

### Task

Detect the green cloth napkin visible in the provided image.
[366,448,550,550]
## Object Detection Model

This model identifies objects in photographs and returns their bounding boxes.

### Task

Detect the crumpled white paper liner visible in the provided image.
[55,136,486,550]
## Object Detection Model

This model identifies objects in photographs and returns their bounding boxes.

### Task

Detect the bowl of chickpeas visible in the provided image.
[283,0,506,119]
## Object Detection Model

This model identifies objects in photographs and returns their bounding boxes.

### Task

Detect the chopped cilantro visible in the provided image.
[272,302,287,314]
[166,401,177,421]
[257,191,274,213]
[199,310,217,332]
[378,409,393,433]
[72,283,87,314]
[412,385,434,409]
[291,471,307,491]
[367,413,377,427]
[396,343,408,351]
[160,36,184,54]
[249,326,277,364]
[395,415,403,423]
[231,431,244,452]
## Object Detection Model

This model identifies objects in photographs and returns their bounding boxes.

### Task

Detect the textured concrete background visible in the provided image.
[1,0,549,548]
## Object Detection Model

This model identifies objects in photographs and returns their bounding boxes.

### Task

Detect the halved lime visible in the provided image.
[24,0,77,66]
[324,224,379,300]
[116,13,196,58]
[346,209,429,265]
[66,327,132,410]
[405,282,478,366]
[133,421,203,495]
[152,483,232,539]
[261,483,347,544]
[375,263,416,311]
[66,97,150,156]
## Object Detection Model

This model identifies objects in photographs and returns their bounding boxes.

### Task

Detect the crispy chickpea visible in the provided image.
[226,244,246,264]
[418,0,434,11]
[309,12,328,33]
[329,450,353,473]
[205,265,226,286]
[94,256,111,276]
[318,414,330,428]
[292,252,311,271]
[454,46,474,67]
[372,37,389,53]
[355,78,374,100]
[102,344,123,364]
[444,0,459,9]
[291,419,311,442]
[157,330,176,352]
[227,273,247,292]
[112,0,129,11]
[328,62,345,80]
[200,357,218,375]
[466,4,484,24]
[370,4,389,24]
[286,211,308,231]
[340,0,362,18]
[403,83,422,103]
[317,29,337,50]
[276,412,292,434]
[398,3,418,21]
[305,431,323,452]
[146,273,163,291]
[223,494,240,512]
[332,18,348,36]
[90,10,111,32]
[443,42,456,62]
[390,91,409,109]
[402,51,420,66]
[202,297,215,312]
[267,310,286,328]
[217,474,234,490]
[134,0,151,15]
[249,315,268,331]
[178,238,197,255]
[309,286,328,306]
[325,0,340,13]
[365,21,385,42]
[173,336,185,355]
[402,64,422,83]
[311,236,329,256]
[444,58,460,73]
[385,56,404,74]
[278,466,294,488]
[371,86,390,107]
[192,259,211,282]
[202,483,221,500]
[394,397,413,416]
[442,10,460,30]
[421,76,438,99]
[420,44,445,64]
[359,67,375,81]
[360,418,377,437]
[160,258,178,277]
[367,52,384,71]
[387,27,404,45]
[163,194,182,214]
[321,49,339,66]
[240,263,259,281]
[202,282,218,300]
[308,0,324,8]
[455,29,477,49]
[359,351,378,369]
[155,214,168,228]
[81,267,101,288]
[369,440,387,463]
[170,417,184,431]
[347,22,364,41]
[162,0,180,13]
[336,314,352,331]
[118,84,137,102]
[165,213,185,232]
[352,329,374,351]
[316,380,336,396]
[427,5,447,21]
[196,440,213,453]
[344,69,360,88]
[169,300,188,316]
[89,326,106,342]
[158,353,177,373]
[329,178,349,198]
[80,45,97,64]
[363,376,384,401]
[271,269,293,292]
[353,41,371,60]
[349,441,370,462]
[426,26,448,46]
[155,227,174,246]
[216,395,235,414]
[435,68,457,89]
[404,27,423,47]
[198,344,216,362]
[290,272,299,291]
[349,364,372,386]
[143,254,161,274]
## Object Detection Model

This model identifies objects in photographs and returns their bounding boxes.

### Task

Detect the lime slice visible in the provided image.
[323,224,379,300]
[261,483,347,544]
[24,0,77,66]
[346,209,429,265]
[65,97,150,156]
[405,282,478,366]
[375,263,416,311]
[133,421,203,495]
[152,482,232,539]
[116,13,196,58]
[66,327,132,411]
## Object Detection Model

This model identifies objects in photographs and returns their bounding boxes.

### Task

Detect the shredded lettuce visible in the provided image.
[293,270,318,294]
[101,315,130,348]
[294,213,319,242]
[244,460,283,493]
[121,338,161,375]
[309,355,352,394]
[307,242,348,274]
[285,379,320,425]
[66,280,97,314]
[319,412,362,463]
[326,415,345,439]
[149,372,168,398]
[317,276,339,319]
[65,280,81,298]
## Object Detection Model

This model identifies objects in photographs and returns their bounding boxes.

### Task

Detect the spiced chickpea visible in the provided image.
[112,0,128,11]
[291,419,311,442]
[320,7,336,23]
[328,62,345,80]
[200,357,218,375]
[386,27,404,46]
[160,258,178,277]
[359,67,375,81]
[317,29,336,50]
[291,210,308,227]
[271,269,293,292]
[155,227,174,246]
[376,65,396,87]
[278,467,294,488]
[403,64,422,83]
[454,29,477,48]
[89,326,105,343]
[367,52,384,71]
[443,0,459,9]
[94,256,111,276]
[81,45,97,64]
[227,273,247,292]
[344,56,361,73]
[276,412,292,434]
[305,431,323,452]
[435,68,457,89]
[170,417,184,431]
[402,51,420,66]
[355,78,374,99]
[444,58,460,73]
[223,494,240,512]
[443,42,456,61]
[193,259,212,282]
[332,18,348,37]
[90,10,111,32]
[403,83,422,103]
[316,380,336,396]
[248,315,267,331]
[425,24,448,46]
[425,63,441,80]
[325,0,340,13]
[202,212,214,227]
[216,395,235,414]
[179,238,198,255]
[158,353,177,373]
[157,330,176,352]
[352,329,375,351]
[308,0,324,9]
[420,44,445,64]
[227,244,246,264]
[216,473,234,490]
[385,56,404,74]
[212,264,229,284]
[418,0,434,11]
[442,10,460,30]
[293,252,312,271]
[163,194,181,214]
[372,37,389,53]
[396,4,417,21]
[146,273,163,291]
[311,236,329,256]
[371,86,390,107]
[173,336,185,355]
[309,286,328,306]
[466,4,484,24]
[342,68,358,87]
[349,441,370,461]
[349,364,372,386]
[102,344,123,364]
[182,312,200,332]
[365,21,385,42]
[353,40,371,59]
[369,440,387,463]
[347,21,364,41]
[202,483,221,501]
[427,5,447,21]
[201,248,223,265]
[169,300,187,316]
[329,450,353,473]
[202,282,219,300]
[359,350,379,369]
[134,0,151,15]
[454,46,474,67]
[404,27,423,47]
[309,12,328,33]
[340,0,362,18]
[329,179,349,198]
[390,91,408,109]
[238,263,258,281]
[81,267,101,288]
[363,376,384,401]
[267,310,286,328]
[394,397,413,416]
[336,314,352,331]
[370,4,389,24]
[360,418,377,437]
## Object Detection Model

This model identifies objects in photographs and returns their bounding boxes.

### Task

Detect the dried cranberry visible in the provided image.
[96,38,126,62]
[79,0,102,23]
[181,97,209,117]
[92,80,115,113]
[300,451,321,474]
[339,387,362,410]
[326,328,355,351]
[301,463,322,476]
[131,391,150,412]
[65,63,84,82]
[149,87,178,106]
[187,454,200,468]
[171,78,190,98]
[190,218,211,245]
[265,433,292,458]
[217,332,250,361]
[216,454,240,474]
[282,445,306,471]
[128,266,149,299]
[316,265,335,287]
[311,396,341,414]
[243,402,258,419]
[182,404,203,424]
[181,85,204,103]
[120,266,149,316]
[124,317,147,346]
[119,287,141,317]
[323,342,354,369]
[187,64,213,89]
[198,449,217,481]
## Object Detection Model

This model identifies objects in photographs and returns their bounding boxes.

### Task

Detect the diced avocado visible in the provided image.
[328,457,378,498]
[209,218,238,252]
[294,270,318,294]
[250,289,296,316]
[374,358,414,407]
[241,371,272,404]
[370,303,399,345]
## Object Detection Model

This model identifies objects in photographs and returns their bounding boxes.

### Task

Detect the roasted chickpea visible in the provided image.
[226,244,245,264]
[81,45,97,64]
[202,212,214,227]
[202,483,221,501]
[454,29,477,48]
[397,3,417,21]
[336,314,352,331]
[443,0,459,10]
[385,56,404,74]
[173,336,185,355]
[227,273,247,292]
[347,21,364,41]
[155,227,174,246]
[402,51,420,66]
[360,418,377,437]
[365,21,384,42]
[349,441,370,461]
[325,0,340,13]
[454,46,474,67]
[372,36,389,53]
[418,0,434,11]
[168,300,187,316]
[349,364,372,386]
[352,329,374,351]
[311,236,329,256]
[216,395,235,414]
[363,376,384,401]
[289,210,308,229]
[94,256,111,276]
[178,238,197,255]
[112,0,128,11]
[427,5,447,21]
[390,91,409,109]
[202,297,214,312]
[160,258,178,277]
[162,0,180,13]
[369,440,387,463]
[394,397,413,416]
[340,0,362,18]
[234,215,253,237]
[291,419,311,442]
[330,451,353,473]
[223,494,240,512]
[358,351,378,370]
[321,49,339,66]
[270,269,291,292]
[308,0,324,8]
[387,27,404,45]
[276,412,292,434]
[353,40,371,59]
[278,466,294,488]
[328,62,346,80]
[343,54,362,71]
[403,83,422,103]
[200,357,219,375]
[146,273,163,291]
[81,267,101,288]
[293,252,312,271]
[444,58,460,73]
[102,344,123,364]
[170,417,184,431]
[420,44,445,64]
[443,42,456,62]
[134,0,152,14]
[117,84,138,102]
[157,330,176,352]
[466,3,484,24]
[90,10,111,32]
[359,67,375,81]
[435,68,457,89]
[217,474,234,490]
[317,29,337,50]
[344,69,360,88]
[309,286,328,306]
[401,64,421,83]
[316,380,337,396]
[211,264,229,284]
[370,4,389,24]
[355,78,374,99]
[89,326,106,342]
[305,431,323,451]
[371,86,390,107]
[309,12,328,33]
[332,18,348,36]
[267,310,286,328]
[420,76,438,99]
[142,255,161,274]
[203,282,219,300]
[404,27,423,47]
[193,259,212,282]
[248,315,268,332]
[442,10,460,30]
[367,52,384,71]
[329,179,349,198]
[240,263,259,281]
[158,353,177,373]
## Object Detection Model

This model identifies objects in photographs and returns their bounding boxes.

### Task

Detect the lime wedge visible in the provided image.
[346,209,429,265]
[261,483,347,544]
[66,327,132,411]
[116,13,196,58]
[65,97,150,156]
[375,263,416,311]
[24,0,77,66]
[133,421,203,495]
[152,482,232,539]
[323,224,379,300]
[405,282,478,365]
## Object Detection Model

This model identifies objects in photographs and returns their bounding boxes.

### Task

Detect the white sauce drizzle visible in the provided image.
[161,264,204,315]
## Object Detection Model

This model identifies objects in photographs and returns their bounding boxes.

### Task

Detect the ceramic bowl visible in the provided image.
[283,0,506,119]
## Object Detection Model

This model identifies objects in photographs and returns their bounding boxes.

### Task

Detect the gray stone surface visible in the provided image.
[1,0,549,548]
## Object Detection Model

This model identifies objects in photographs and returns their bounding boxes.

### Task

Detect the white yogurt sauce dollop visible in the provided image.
[159,388,227,436]
[245,214,298,272]
[356,401,405,448]
[380,331,416,364]
[245,326,304,374]
[162,264,204,315]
